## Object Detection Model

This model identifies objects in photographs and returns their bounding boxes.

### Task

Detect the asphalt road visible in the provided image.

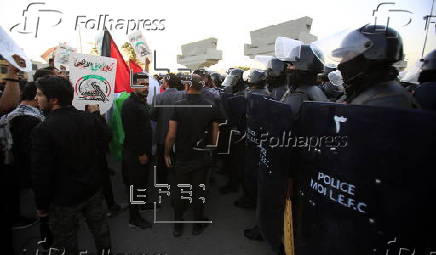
[13,157,275,255]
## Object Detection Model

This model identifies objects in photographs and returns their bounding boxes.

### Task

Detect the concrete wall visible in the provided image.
[177,38,223,70]
[244,16,318,59]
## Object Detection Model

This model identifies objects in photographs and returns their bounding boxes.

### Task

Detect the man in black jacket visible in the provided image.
[32,76,111,255]
[121,72,153,229]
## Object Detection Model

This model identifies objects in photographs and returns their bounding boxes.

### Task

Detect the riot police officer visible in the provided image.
[266,58,288,100]
[333,25,417,108]
[247,70,270,97]
[223,68,246,94]
[280,44,328,114]
[414,49,436,110]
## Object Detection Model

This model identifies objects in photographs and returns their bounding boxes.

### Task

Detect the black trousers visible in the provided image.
[122,149,151,221]
[173,153,209,221]
[156,144,169,184]
[2,163,14,255]
[101,158,115,209]
[6,164,22,222]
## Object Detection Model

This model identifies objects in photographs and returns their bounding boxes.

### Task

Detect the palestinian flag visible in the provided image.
[101,30,132,93]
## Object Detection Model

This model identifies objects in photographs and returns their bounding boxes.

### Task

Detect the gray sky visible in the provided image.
[0,0,434,73]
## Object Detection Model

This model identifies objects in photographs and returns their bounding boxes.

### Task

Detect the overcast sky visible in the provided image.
[0,0,434,73]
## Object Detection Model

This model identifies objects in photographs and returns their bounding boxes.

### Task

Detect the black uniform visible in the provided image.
[349,80,417,107]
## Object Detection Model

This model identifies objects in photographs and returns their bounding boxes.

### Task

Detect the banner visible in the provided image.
[0,26,32,72]
[69,53,117,114]
[54,43,75,70]
[128,31,152,61]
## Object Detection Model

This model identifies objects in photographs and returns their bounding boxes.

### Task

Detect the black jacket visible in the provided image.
[121,93,152,157]
[31,106,111,210]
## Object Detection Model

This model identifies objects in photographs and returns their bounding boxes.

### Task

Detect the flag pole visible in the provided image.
[78,26,83,54]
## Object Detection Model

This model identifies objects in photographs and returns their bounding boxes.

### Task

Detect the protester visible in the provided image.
[3,82,44,230]
[1,58,23,255]
[32,76,112,255]
[121,72,153,229]
[150,73,184,185]
[164,74,223,237]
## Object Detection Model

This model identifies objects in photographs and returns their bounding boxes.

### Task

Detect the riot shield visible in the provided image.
[216,93,245,155]
[226,95,247,134]
[246,93,295,253]
[244,94,264,211]
[292,102,436,255]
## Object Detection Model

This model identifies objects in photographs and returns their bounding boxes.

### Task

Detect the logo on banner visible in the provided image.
[75,75,111,102]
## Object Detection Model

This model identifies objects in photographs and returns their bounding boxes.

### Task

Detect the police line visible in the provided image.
[222,93,436,255]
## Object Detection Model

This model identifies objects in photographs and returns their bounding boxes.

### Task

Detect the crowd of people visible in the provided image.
[1,24,435,255]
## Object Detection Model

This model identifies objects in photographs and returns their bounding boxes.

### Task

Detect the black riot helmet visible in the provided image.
[248,70,267,88]
[228,68,244,79]
[360,25,403,62]
[285,45,324,87]
[334,25,404,84]
[418,50,436,83]
[222,75,239,87]
[267,57,286,78]
[288,44,324,73]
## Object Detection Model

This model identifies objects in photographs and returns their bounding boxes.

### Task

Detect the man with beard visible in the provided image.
[121,72,153,229]
[32,76,111,255]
